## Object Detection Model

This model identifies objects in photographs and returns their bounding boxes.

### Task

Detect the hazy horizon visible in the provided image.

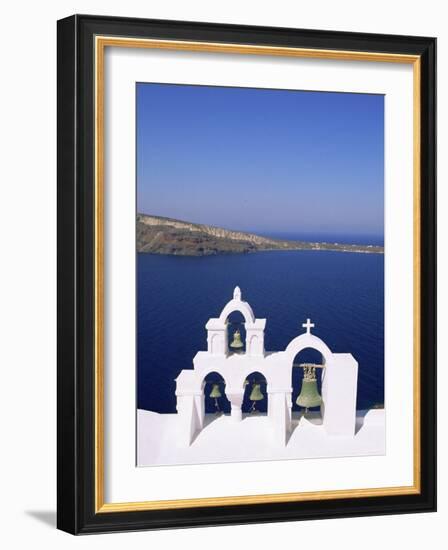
[137,83,384,239]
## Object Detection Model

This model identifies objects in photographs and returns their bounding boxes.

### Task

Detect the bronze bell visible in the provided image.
[230,329,244,351]
[249,382,264,413]
[249,383,264,402]
[296,366,322,412]
[209,383,222,398]
[209,383,222,414]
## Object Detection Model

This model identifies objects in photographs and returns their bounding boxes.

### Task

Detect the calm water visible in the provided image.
[137,249,384,414]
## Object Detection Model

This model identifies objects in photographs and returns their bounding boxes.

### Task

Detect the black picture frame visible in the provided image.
[57,14,436,534]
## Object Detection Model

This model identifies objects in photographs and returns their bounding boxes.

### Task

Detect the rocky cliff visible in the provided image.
[136,213,384,256]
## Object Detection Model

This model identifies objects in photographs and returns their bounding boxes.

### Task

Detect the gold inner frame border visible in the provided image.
[94,36,421,513]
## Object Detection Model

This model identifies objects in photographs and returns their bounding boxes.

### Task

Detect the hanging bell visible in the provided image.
[230,329,244,350]
[209,383,222,414]
[209,383,222,398]
[296,367,322,411]
[249,383,264,402]
[249,382,264,413]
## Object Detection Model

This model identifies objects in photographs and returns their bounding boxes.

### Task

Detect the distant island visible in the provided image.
[137,213,384,256]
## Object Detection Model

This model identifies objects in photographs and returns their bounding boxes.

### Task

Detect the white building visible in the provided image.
[175,286,359,447]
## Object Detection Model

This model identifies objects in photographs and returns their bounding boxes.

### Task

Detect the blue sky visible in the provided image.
[137,83,384,239]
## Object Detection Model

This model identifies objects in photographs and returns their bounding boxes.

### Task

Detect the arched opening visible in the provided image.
[242,371,268,415]
[291,348,325,423]
[202,372,230,415]
[226,311,246,355]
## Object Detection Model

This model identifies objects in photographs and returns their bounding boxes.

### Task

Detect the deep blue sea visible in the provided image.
[137,242,384,415]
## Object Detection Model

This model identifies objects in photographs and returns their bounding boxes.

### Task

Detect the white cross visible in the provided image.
[302,318,315,334]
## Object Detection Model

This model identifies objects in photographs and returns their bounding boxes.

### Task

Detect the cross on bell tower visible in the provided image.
[302,318,315,334]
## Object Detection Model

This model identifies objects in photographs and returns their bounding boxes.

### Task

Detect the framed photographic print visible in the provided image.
[57,15,436,534]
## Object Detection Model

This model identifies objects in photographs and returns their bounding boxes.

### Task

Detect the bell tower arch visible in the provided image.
[205,286,266,357]
[284,320,358,437]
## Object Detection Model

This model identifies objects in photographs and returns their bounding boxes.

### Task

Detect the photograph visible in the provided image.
[135,82,386,467]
